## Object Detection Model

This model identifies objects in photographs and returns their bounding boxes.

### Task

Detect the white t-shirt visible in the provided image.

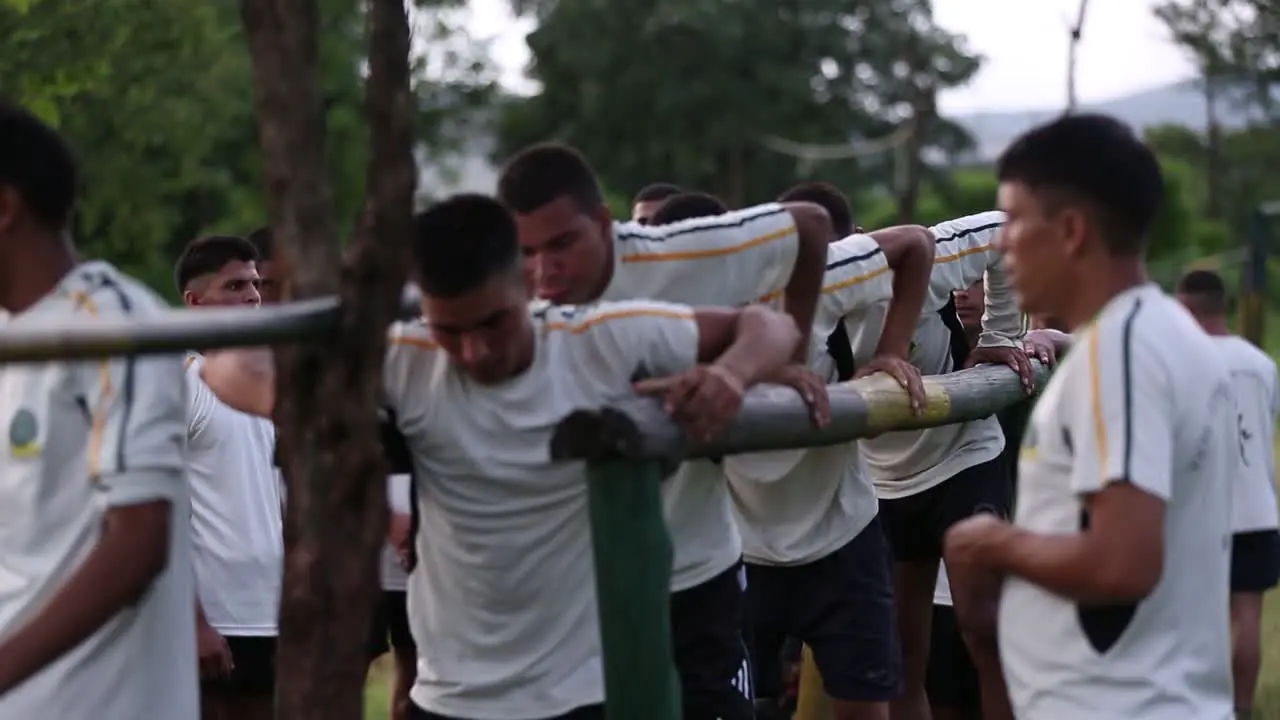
[385,300,701,719]
[724,233,891,565]
[852,212,1018,498]
[602,204,799,590]
[0,261,198,719]
[1213,335,1279,534]
[381,473,413,592]
[999,284,1234,719]
[186,354,283,636]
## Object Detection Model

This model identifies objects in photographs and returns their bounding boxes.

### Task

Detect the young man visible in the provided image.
[0,101,197,717]
[778,181,863,235]
[497,142,835,720]
[206,193,805,720]
[945,113,1236,719]
[841,209,1024,720]
[649,191,729,224]
[176,235,283,720]
[631,182,684,224]
[1177,268,1280,718]
[726,224,936,720]
[927,279,1064,720]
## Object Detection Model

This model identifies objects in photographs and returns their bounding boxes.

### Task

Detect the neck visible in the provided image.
[0,232,77,314]
[1198,315,1230,336]
[586,241,615,303]
[1060,258,1148,331]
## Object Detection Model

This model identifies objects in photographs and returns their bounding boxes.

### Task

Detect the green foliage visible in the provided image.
[0,0,494,296]
[497,0,982,207]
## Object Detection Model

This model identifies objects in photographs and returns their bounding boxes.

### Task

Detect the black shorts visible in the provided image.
[368,590,416,660]
[746,515,900,702]
[925,604,980,716]
[670,562,755,720]
[408,703,603,720]
[202,635,277,696]
[1231,530,1280,593]
[880,454,1013,562]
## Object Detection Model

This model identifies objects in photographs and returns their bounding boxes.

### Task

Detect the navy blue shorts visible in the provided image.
[1231,529,1280,593]
[671,562,755,720]
[880,455,1013,562]
[746,515,900,702]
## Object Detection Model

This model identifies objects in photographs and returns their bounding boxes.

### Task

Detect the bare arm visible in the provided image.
[692,304,802,386]
[779,202,833,363]
[868,225,935,358]
[984,483,1164,601]
[0,501,171,693]
[201,348,275,419]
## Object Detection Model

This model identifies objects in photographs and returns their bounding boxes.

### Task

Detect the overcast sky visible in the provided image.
[460,0,1196,114]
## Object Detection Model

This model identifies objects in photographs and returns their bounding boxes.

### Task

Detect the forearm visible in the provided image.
[977,265,1022,347]
[988,526,1148,603]
[782,225,828,363]
[715,307,801,385]
[875,243,932,358]
[0,502,170,693]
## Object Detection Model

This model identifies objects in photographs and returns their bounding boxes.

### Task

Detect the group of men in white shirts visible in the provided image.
[0,98,1278,720]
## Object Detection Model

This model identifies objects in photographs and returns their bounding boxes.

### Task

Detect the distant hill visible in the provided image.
[955,79,1271,161]
[417,79,1272,196]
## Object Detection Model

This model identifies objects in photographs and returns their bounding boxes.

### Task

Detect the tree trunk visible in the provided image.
[1065,0,1090,113]
[240,0,414,717]
[895,101,930,224]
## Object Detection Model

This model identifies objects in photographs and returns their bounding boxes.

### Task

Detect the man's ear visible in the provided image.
[182,290,200,307]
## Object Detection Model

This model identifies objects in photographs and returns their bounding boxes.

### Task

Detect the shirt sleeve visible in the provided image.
[1066,309,1173,499]
[610,204,799,306]
[573,300,701,380]
[84,351,188,507]
[976,257,1021,348]
[815,234,894,337]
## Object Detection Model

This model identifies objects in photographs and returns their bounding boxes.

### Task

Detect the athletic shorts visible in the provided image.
[925,604,980,716]
[202,635,277,696]
[670,561,755,720]
[746,515,900,702]
[408,703,604,720]
[880,455,1013,562]
[368,590,416,660]
[1231,529,1280,593]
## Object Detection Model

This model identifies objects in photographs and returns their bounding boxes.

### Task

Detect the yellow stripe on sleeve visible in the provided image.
[934,244,991,264]
[68,291,113,483]
[547,307,694,334]
[1087,327,1108,478]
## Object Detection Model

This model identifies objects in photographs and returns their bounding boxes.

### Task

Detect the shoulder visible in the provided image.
[1092,289,1222,383]
[930,211,1006,243]
[613,203,794,251]
[63,261,170,318]
[827,233,884,266]
[546,299,695,333]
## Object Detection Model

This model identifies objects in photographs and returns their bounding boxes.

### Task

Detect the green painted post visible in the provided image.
[585,460,682,720]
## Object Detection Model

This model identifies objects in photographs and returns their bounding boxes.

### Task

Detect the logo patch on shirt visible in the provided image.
[8,408,41,457]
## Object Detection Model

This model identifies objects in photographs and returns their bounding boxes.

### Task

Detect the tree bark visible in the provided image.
[240,0,414,717]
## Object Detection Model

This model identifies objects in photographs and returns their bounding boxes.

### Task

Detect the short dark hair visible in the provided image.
[650,192,729,225]
[497,142,603,214]
[0,101,78,230]
[1177,268,1229,314]
[996,114,1163,256]
[413,194,521,298]
[246,226,274,261]
[633,183,683,205]
[778,181,854,237]
[174,235,260,292]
